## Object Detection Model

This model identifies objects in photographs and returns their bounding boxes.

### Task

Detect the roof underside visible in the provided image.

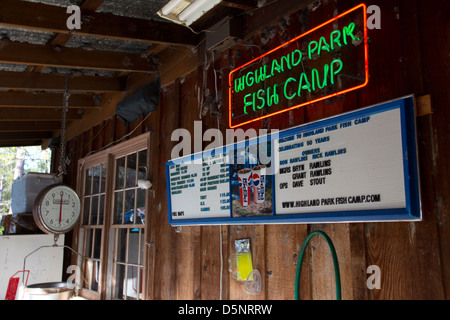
[0,0,258,147]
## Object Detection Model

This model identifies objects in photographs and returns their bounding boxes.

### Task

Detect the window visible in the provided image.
[76,133,151,300]
[110,150,147,300]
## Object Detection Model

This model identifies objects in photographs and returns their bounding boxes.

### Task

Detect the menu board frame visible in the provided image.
[166,95,421,226]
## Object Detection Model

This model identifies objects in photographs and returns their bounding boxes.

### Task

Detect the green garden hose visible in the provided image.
[295,230,341,300]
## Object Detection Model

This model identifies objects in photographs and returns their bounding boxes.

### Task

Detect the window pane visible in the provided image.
[124,189,135,224]
[82,259,91,290]
[115,157,125,190]
[126,153,137,188]
[138,150,148,180]
[139,230,145,266]
[136,189,146,225]
[90,196,99,225]
[92,165,101,194]
[82,197,90,225]
[114,191,124,224]
[85,168,92,195]
[114,264,125,299]
[99,194,105,225]
[91,260,100,292]
[126,265,141,300]
[100,163,107,193]
[93,229,102,259]
[116,229,127,263]
[128,231,139,265]
[85,229,93,258]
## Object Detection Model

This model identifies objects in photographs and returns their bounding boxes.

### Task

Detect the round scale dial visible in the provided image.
[33,184,81,235]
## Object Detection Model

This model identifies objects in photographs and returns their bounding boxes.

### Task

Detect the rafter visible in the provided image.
[0,108,83,121]
[0,40,156,73]
[0,140,44,147]
[221,0,258,10]
[0,121,63,132]
[0,132,53,141]
[0,92,101,108]
[0,71,124,93]
[0,0,200,47]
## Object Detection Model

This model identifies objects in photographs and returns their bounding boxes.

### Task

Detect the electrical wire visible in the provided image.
[294,230,341,300]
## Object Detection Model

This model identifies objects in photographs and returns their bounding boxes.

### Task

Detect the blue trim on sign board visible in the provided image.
[166,95,422,226]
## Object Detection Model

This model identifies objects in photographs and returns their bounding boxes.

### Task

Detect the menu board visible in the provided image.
[274,107,407,215]
[168,151,230,220]
[166,96,421,226]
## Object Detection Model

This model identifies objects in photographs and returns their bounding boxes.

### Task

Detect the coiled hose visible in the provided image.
[295,230,341,300]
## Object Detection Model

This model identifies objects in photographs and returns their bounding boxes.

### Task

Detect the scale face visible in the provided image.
[33,184,81,235]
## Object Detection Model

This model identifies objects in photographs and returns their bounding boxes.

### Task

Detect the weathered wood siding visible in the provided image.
[62,0,449,299]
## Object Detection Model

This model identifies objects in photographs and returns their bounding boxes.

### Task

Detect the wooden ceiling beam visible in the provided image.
[0,92,101,108]
[27,0,106,73]
[221,0,258,11]
[0,0,200,47]
[0,121,63,132]
[0,71,124,93]
[0,132,53,141]
[0,40,156,73]
[0,140,43,147]
[0,108,83,121]
[79,0,106,12]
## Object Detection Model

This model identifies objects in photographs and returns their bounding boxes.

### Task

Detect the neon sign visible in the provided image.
[229,3,369,129]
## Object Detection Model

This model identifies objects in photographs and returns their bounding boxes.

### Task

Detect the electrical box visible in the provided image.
[206,17,243,52]
[11,173,61,214]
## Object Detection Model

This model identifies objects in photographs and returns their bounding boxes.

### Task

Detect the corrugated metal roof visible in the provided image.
[96,0,170,20]
[0,25,54,45]
[65,35,151,54]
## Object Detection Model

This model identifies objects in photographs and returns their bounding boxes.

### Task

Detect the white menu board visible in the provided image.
[273,108,407,214]
[168,151,230,220]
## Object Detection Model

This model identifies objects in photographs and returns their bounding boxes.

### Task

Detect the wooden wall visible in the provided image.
[63,0,450,299]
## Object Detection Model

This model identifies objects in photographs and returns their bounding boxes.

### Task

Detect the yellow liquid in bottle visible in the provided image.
[235,252,254,281]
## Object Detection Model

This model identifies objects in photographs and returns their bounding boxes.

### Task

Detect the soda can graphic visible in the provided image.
[238,168,252,207]
[252,165,266,204]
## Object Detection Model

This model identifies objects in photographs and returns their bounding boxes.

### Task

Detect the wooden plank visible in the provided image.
[148,79,181,299]
[64,73,158,141]
[348,224,369,300]
[159,47,199,86]
[0,131,52,140]
[416,95,433,117]
[0,121,63,132]
[171,73,202,300]
[0,40,156,73]
[221,0,258,11]
[309,224,353,300]
[356,0,445,300]
[26,0,106,73]
[199,226,223,300]
[265,224,309,300]
[0,107,83,121]
[417,0,450,299]
[0,140,42,147]
[0,0,200,47]
[0,71,124,93]
[0,92,100,108]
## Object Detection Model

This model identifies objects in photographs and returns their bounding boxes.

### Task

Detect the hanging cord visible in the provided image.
[295,230,341,300]
[58,72,71,178]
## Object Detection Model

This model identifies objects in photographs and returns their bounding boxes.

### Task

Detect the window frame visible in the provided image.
[75,132,151,300]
